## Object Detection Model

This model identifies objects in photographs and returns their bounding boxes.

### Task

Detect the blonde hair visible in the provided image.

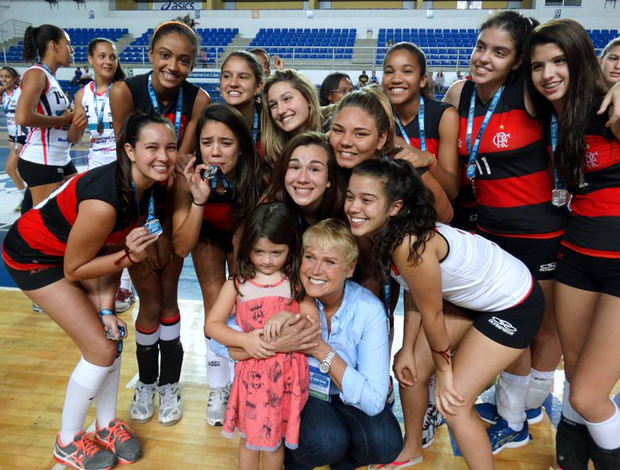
[261,69,322,167]
[303,219,359,268]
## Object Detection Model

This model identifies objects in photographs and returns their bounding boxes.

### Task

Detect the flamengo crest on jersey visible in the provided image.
[19,65,71,166]
[82,82,116,169]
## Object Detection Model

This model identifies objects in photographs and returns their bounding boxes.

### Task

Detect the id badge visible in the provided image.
[144,218,163,237]
[466,163,476,179]
[202,164,219,180]
[551,188,568,207]
[308,358,331,401]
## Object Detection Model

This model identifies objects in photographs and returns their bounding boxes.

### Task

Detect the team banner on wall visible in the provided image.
[153,2,200,10]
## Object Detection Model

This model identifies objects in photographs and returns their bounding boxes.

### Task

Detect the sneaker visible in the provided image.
[158,382,183,426]
[32,302,42,313]
[422,402,445,448]
[129,381,157,423]
[53,431,117,470]
[95,419,142,464]
[476,402,544,425]
[115,288,136,313]
[206,384,230,426]
[487,419,530,455]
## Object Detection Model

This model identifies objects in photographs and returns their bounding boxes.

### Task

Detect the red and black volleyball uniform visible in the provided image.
[394,97,452,179]
[456,75,567,280]
[2,163,149,290]
[199,189,235,253]
[556,99,620,297]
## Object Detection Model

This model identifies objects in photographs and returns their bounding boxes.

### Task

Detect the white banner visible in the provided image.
[153,2,200,11]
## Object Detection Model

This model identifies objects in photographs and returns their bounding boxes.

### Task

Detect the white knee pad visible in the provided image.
[526,369,554,410]
[496,371,529,424]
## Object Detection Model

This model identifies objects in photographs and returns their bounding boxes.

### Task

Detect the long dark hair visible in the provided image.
[23,24,65,62]
[478,10,539,84]
[88,38,126,82]
[150,19,200,65]
[234,202,302,301]
[0,66,20,84]
[383,42,432,98]
[351,159,436,284]
[195,103,270,226]
[319,72,352,106]
[221,51,264,87]
[116,111,175,225]
[525,19,609,189]
[262,131,346,221]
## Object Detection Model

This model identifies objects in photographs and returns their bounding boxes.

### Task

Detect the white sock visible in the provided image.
[120,269,132,291]
[60,358,111,444]
[96,355,121,428]
[562,380,586,425]
[205,337,231,389]
[496,371,530,431]
[526,368,554,410]
[585,401,620,450]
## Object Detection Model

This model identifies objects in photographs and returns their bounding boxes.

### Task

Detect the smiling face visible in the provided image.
[601,45,620,85]
[345,173,401,237]
[382,49,427,107]
[530,42,570,114]
[284,144,331,214]
[199,120,240,177]
[126,123,178,185]
[221,56,261,108]
[300,244,354,302]
[250,237,289,276]
[329,106,387,169]
[267,81,311,134]
[149,32,194,92]
[88,41,118,82]
[470,27,520,91]
[0,69,17,90]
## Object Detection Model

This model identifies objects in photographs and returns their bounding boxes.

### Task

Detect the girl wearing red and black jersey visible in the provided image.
[526,19,620,468]
[1,112,176,469]
[110,19,211,427]
[172,103,269,426]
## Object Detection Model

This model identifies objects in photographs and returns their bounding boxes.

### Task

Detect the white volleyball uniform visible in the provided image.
[82,82,116,169]
[3,87,26,138]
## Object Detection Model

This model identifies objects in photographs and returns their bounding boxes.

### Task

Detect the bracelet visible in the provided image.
[428,153,437,170]
[192,199,207,206]
[430,345,451,365]
[114,246,138,266]
[99,309,115,317]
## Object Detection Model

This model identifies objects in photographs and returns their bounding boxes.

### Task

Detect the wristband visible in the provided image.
[99,309,115,317]
[114,246,138,266]
[192,199,208,206]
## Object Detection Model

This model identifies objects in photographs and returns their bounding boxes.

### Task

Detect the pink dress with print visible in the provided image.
[222,277,309,451]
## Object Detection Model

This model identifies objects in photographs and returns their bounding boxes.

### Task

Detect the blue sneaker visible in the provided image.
[476,403,544,425]
[487,419,530,455]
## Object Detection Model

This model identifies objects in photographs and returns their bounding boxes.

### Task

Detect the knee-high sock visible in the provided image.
[205,335,231,389]
[496,371,530,431]
[585,401,620,450]
[526,368,555,410]
[135,323,160,385]
[60,358,111,444]
[96,355,121,428]
[159,312,184,386]
[563,380,586,425]
[120,269,132,291]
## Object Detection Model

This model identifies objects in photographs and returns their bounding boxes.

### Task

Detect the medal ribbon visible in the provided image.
[394,95,427,151]
[93,81,112,134]
[465,85,504,179]
[148,73,183,139]
[550,113,564,190]
[132,183,156,225]
[252,107,259,143]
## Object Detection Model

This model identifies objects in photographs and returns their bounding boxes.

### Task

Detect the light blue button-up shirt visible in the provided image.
[315,280,390,417]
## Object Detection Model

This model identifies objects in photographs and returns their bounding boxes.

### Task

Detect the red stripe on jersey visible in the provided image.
[16,211,66,256]
[476,170,553,208]
[477,225,565,240]
[561,239,620,259]
[1,246,56,270]
[570,189,620,217]
[55,177,79,225]
[584,135,620,172]
[203,203,233,233]
[407,136,439,156]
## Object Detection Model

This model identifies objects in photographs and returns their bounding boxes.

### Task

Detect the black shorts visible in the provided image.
[4,262,64,290]
[199,220,233,254]
[478,230,562,281]
[461,280,545,349]
[8,135,26,146]
[17,159,78,187]
[555,244,620,298]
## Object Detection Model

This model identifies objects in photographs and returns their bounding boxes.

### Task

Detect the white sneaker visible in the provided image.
[158,383,183,426]
[129,381,157,423]
[206,384,230,426]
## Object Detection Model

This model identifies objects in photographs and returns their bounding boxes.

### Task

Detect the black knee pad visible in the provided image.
[136,343,159,385]
[589,440,620,470]
[556,415,590,470]
[159,337,184,386]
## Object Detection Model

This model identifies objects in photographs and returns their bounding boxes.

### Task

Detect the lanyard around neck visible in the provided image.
[147,73,183,140]
[92,81,112,133]
[394,95,426,151]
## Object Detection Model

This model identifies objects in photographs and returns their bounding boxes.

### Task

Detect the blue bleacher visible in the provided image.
[249,28,356,60]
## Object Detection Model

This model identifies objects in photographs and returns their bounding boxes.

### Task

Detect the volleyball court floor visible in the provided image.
[0,118,618,469]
